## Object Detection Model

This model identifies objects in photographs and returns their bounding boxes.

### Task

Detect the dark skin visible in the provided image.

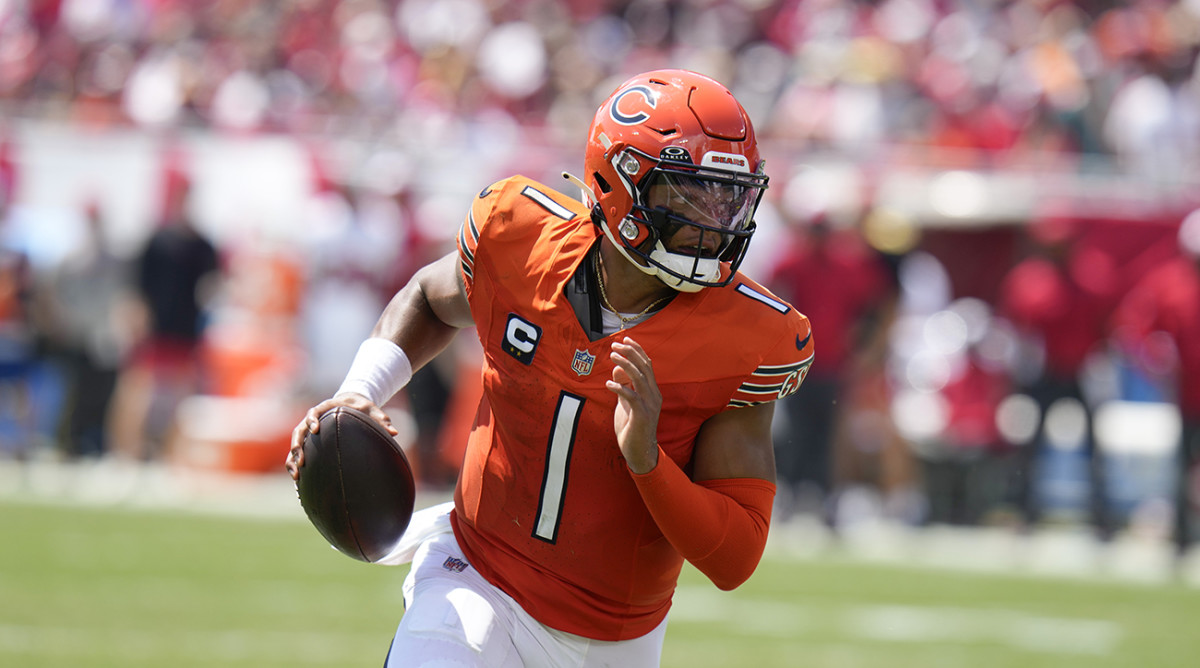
[287,198,774,482]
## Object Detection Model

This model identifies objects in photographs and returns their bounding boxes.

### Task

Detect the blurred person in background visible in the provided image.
[998,217,1119,539]
[299,182,401,399]
[0,171,36,460]
[288,70,813,666]
[298,176,462,485]
[43,199,132,459]
[108,175,220,462]
[767,211,895,524]
[1111,210,1200,562]
[912,299,1017,526]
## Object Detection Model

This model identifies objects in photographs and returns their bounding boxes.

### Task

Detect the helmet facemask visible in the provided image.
[602,146,767,292]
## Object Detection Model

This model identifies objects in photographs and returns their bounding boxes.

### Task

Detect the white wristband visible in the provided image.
[335,338,413,406]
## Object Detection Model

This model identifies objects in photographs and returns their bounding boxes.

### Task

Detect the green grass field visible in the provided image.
[2,501,1198,667]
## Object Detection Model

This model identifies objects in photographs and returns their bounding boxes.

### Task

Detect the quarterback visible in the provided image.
[288,69,814,666]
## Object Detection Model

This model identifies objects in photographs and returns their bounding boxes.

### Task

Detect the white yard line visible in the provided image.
[769,517,1200,587]
[0,623,382,663]
[846,604,1121,655]
[671,586,1123,656]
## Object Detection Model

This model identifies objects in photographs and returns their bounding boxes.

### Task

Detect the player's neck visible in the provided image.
[596,243,674,315]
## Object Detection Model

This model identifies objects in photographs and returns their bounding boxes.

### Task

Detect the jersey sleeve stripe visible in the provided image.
[458,210,480,282]
[522,186,575,220]
[458,227,474,275]
[459,218,476,265]
[752,356,814,374]
[726,356,814,408]
[467,207,481,242]
[735,380,794,396]
[736,381,788,393]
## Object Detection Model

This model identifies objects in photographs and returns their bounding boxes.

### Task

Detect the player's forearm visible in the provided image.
[631,448,775,590]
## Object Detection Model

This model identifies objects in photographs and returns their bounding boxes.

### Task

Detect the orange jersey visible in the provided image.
[450,176,814,641]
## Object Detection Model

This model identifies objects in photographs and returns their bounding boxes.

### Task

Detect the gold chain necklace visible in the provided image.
[594,250,672,329]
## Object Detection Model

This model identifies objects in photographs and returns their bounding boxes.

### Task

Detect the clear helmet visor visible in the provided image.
[637,169,763,261]
[643,170,760,235]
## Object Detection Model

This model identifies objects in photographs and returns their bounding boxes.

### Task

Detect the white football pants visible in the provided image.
[382,503,668,667]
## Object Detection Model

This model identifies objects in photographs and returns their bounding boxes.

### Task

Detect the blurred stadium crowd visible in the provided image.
[2,0,1199,168]
[2,0,1200,554]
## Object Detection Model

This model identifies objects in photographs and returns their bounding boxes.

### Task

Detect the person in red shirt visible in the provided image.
[1111,210,1200,559]
[287,70,813,666]
[767,213,893,522]
[998,217,1118,539]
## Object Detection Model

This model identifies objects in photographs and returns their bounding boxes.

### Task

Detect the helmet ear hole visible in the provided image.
[593,173,612,194]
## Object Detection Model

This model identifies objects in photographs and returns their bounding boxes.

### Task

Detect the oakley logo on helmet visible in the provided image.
[660,146,692,162]
[610,85,657,125]
[702,151,750,173]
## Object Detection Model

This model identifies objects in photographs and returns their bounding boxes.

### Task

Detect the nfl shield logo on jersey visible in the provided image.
[571,349,595,376]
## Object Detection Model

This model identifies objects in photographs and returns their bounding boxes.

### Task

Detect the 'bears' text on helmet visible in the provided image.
[583,69,769,292]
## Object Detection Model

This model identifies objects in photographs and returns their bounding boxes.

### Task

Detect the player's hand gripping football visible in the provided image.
[607,337,661,474]
[286,393,399,480]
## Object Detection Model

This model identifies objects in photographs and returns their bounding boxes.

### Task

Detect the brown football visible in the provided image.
[296,406,415,562]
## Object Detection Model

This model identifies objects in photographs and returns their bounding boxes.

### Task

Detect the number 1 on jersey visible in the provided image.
[533,392,584,543]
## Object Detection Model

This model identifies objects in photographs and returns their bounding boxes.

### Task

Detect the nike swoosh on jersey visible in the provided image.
[796,333,811,350]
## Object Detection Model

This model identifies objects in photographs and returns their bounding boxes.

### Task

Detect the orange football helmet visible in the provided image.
[580,69,768,292]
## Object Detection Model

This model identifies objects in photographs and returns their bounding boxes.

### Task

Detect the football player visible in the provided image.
[288,69,814,667]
